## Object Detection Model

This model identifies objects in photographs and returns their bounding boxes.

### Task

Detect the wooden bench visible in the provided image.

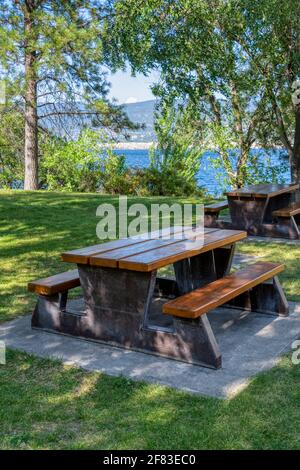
[163,262,288,319]
[272,203,300,239]
[204,201,228,228]
[272,202,300,218]
[28,269,80,296]
[28,270,81,327]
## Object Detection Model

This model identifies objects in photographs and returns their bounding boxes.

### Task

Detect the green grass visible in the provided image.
[1,190,300,450]
[238,241,300,302]
[1,349,300,450]
[0,190,209,323]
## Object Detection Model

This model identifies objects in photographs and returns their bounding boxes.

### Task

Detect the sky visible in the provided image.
[107,69,160,104]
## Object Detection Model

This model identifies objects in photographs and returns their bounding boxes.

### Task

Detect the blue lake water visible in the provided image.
[114,148,291,196]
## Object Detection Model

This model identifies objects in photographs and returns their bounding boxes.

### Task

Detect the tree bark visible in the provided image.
[291,109,300,183]
[236,147,250,188]
[291,109,300,201]
[24,2,38,190]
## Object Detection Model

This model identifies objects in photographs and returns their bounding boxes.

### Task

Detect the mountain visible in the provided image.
[123,99,156,142]
[39,99,157,143]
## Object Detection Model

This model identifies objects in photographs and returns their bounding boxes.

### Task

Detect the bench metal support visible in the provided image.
[31,257,287,370]
[32,264,223,369]
[224,276,289,316]
[31,290,86,335]
[32,293,62,330]
[173,245,235,293]
[271,215,300,240]
[170,249,236,367]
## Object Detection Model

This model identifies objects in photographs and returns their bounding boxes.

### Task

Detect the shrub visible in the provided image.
[40,129,117,192]
[0,109,24,189]
[40,114,204,196]
[139,166,200,196]
[143,101,203,196]
[101,151,140,194]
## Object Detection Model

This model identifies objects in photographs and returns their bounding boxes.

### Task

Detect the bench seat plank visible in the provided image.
[273,202,300,217]
[163,262,284,319]
[28,269,80,296]
[204,201,228,213]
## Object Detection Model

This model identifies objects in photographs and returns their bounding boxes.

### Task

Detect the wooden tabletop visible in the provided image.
[225,183,299,198]
[62,227,247,272]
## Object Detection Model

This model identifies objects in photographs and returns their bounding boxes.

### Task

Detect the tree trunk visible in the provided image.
[24,4,38,190]
[236,146,250,188]
[291,109,300,201]
[291,109,300,183]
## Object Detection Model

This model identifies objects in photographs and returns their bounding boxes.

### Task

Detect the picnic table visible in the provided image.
[29,226,289,369]
[59,227,245,367]
[205,183,300,239]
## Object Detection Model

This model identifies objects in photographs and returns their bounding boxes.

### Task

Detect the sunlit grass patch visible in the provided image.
[238,240,300,302]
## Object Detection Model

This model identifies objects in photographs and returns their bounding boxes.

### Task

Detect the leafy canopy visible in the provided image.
[106,0,300,186]
[0,0,135,136]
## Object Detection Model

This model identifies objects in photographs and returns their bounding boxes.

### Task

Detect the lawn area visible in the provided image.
[0,190,210,323]
[1,190,300,450]
[1,350,300,450]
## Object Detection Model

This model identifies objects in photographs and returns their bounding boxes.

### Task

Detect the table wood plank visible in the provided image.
[89,238,182,267]
[90,226,211,267]
[118,229,246,272]
[204,201,228,212]
[226,183,299,198]
[62,227,217,264]
[61,238,146,264]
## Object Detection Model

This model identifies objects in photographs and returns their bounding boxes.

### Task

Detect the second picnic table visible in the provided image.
[205,183,300,239]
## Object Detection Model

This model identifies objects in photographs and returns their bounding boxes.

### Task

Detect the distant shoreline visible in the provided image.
[113,142,156,150]
[112,142,287,151]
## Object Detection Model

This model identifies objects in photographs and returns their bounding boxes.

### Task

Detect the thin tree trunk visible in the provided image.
[291,109,300,201]
[236,147,249,188]
[24,2,38,190]
[291,109,300,183]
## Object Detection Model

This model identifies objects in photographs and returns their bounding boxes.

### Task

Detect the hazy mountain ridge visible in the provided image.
[123,99,156,143]
[39,99,157,143]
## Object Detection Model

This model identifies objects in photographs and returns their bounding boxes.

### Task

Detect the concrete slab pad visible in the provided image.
[1,302,300,399]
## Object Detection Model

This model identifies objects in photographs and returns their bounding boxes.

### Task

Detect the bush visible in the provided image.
[101,151,132,194]
[40,129,126,193]
[141,101,203,196]
[40,115,204,196]
[139,166,200,196]
[0,109,24,189]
